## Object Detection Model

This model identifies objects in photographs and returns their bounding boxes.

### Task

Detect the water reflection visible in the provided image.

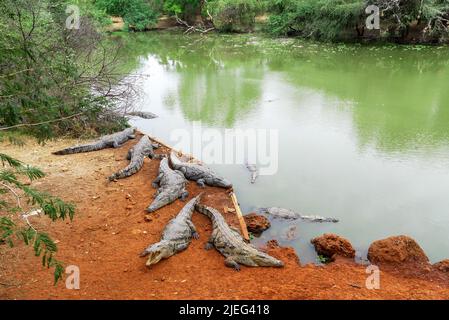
[116,32,449,263]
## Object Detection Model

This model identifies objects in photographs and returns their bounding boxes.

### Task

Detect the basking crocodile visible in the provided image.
[196,204,284,270]
[245,162,258,184]
[146,157,189,213]
[108,135,160,181]
[169,151,232,188]
[53,128,136,155]
[140,194,201,267]
[126,111,158,119]
[258,207,339,223]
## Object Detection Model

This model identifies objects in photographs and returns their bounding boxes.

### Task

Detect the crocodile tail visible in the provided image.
[169,151,182,169]
[195,204,220,221]
[146,189,177,213]
[53,141,107,155]
[108,157,144,181]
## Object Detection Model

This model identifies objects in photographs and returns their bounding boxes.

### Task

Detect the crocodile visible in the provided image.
[196,204,284,270]
[140,194,201,267]
[146,157,189,213]
[258,207,339,223]
[245,162,258,184]
[108,135,160,181]
[53,128,136,155]
[126,111,158,119]
[169,151,232,188]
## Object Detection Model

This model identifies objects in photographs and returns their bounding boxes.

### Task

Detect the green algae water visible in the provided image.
[116,32,449,263]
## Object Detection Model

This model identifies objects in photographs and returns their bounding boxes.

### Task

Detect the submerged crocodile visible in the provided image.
[126,111,158,119]
[140,194,201,267]
[258,207,339,223]
[245,162,258,184]
[108,135,160,181]
[170,152,232,188]
[196,204,284,270]
[53,128,136,155]
[147,157,189,213]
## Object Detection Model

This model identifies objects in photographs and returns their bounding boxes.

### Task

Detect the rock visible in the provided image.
[367,235,429,264]
[434,260,449,272]
[266,239,280,249]
[244,213,271,234]
[311,233,355,259]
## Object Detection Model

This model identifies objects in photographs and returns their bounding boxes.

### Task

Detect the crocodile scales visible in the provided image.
[53,128,136,155]
[108,135,160,181]
[196,204,284,270]
[140,195,201,267]
[147,157,189,213]
[258,207,339,222]
[170,151,232,188]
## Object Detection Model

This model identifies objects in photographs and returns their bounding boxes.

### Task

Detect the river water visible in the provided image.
[117,32,449,263]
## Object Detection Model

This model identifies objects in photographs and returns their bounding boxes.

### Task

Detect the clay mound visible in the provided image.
[434,260,449,272]
[244,213,271,234]
[262,240,301,266]
[368,235,429,264]
[311,233,355,259]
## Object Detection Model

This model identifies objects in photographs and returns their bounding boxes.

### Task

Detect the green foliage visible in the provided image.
[0,0,129,141]
[163,0,202,18]
[95,0,159,30]
[267,0,366,40]
[0,153,75,284]
[207,0,265,32]
[267,0,449,42]
[317,254,331,264]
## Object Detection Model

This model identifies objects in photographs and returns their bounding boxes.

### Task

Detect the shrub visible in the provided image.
[207,0,265,32]
[267,0,366,40]
[95,0,159,31]
[0,153,75,284]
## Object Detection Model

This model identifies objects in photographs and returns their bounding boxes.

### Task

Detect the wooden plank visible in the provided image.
[230,192,250,241]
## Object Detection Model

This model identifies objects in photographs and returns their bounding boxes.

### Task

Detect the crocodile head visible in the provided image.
[253,252,284,268]
[140,240,173,267]
[213,177,233,188]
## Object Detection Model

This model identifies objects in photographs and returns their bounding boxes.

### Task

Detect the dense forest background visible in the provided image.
[92,0,449,42]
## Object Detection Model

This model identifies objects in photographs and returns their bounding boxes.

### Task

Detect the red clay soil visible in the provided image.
[1,134,449,300]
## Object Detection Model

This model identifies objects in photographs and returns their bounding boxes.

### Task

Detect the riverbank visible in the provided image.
[1,134,449,299]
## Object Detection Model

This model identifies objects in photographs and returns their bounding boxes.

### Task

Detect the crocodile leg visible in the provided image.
[224,257,241,271]
[196,179,206,188]
[180,190,189,201]
[176,243,189,252]
[152,173,163,188]
[186,220,199,239]
[126,148,134,160]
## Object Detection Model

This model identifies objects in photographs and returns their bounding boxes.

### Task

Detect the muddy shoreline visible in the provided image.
[1,133,449,300]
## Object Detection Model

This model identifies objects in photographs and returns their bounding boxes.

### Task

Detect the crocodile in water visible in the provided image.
[258,207,339,222]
